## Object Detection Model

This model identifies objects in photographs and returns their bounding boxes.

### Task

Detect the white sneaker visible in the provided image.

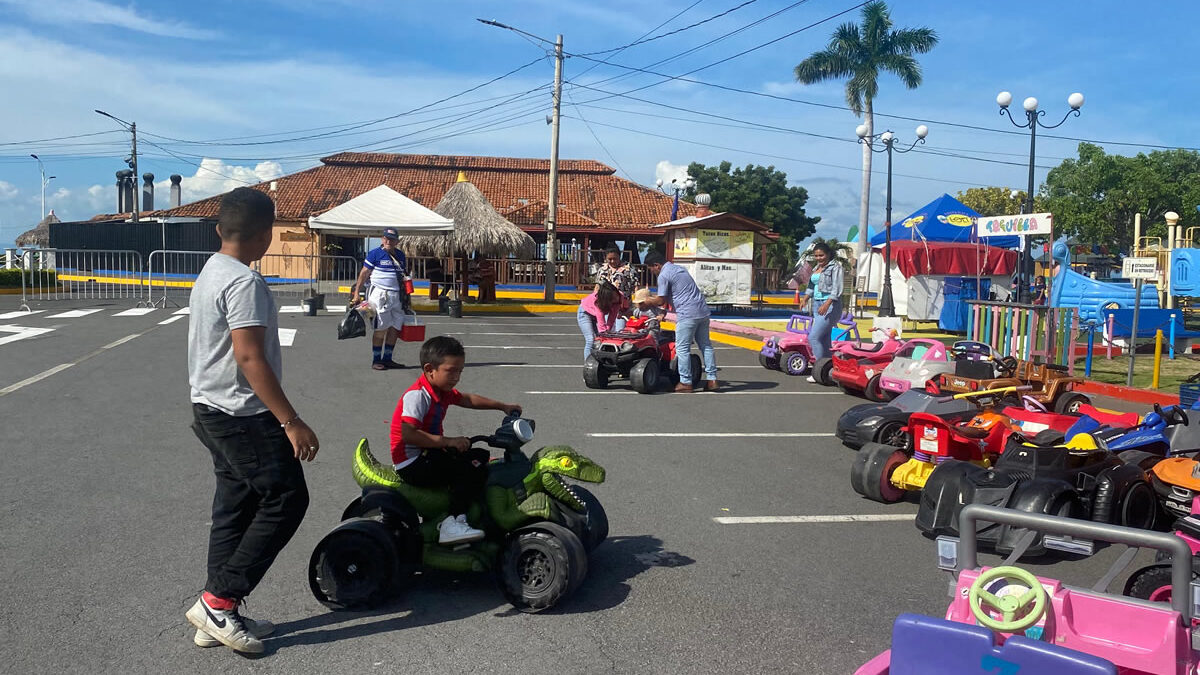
[806,376,816,383]
[194,613,274,647]
[438,514,484,544]
[185,597,265,654]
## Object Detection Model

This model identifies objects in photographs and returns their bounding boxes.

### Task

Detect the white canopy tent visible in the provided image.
[307,185,454,236]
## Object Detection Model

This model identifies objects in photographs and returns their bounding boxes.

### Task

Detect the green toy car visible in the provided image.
[308,414,607,613]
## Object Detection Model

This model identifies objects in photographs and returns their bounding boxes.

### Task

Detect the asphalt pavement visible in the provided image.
[0,297,1161,674]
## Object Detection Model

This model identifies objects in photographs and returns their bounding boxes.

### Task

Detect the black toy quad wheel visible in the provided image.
[875,421,911,450]
[498,522,588,613]
[347,488,423,568]
[1054,392,1091,414]
[570,486,609,552]
[1117,480,1157,530]
[630,357,661,393]
[309,517,401,610]
[858,442,908,504]
[784,351,810,377]
[812,357,834,385]
[583,355,609,389]
[864,375,887,402]
[759,352,780,370]
[1125,565,1177,603]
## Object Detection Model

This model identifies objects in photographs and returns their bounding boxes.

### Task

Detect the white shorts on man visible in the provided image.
[368,285,410,331]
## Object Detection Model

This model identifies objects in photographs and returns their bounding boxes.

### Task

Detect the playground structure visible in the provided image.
[1049,239,1158,324]
[965,301,1081,373]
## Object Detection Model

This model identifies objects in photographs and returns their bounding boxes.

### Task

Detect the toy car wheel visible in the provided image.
[689,353,702,380]
[876,421,910,450]
[861,443,908,504]
[1054,392,1090,414]
[569,486,609,552]
[812,358,834,385]
[499,523,588,613]
[850,443,879,496]
[758,352,779,370]
[784,351,810,376]
[1118,480,1157,530]
[308,517,400,611]
[583,356,609,389]
[630,357,661,393]
[1125,565,1177,602]
[864,375,887,402]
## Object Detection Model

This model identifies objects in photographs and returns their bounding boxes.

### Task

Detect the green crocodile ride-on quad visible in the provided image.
[308,413,608,613]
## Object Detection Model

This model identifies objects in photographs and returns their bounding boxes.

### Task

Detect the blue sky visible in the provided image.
[1,0,1198,249]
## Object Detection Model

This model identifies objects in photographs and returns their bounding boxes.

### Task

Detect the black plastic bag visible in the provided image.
[337,305,366,340]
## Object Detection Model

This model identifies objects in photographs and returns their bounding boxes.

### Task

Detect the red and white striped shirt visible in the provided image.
[390,374,462,469]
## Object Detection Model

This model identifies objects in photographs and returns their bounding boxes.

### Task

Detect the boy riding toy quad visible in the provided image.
[857,504,1198,675]
[308,413,608,613]
[583,315,700,393]
[758,312,859,376]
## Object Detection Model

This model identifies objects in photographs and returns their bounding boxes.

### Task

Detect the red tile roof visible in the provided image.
[95,152,698,233]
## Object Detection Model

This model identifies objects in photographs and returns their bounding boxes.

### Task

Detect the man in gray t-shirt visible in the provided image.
[643,251,719,392]
[183,188,318,656]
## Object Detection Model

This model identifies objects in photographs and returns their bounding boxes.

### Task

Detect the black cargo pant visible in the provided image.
[192,404,310,600]
[396,448,490,515]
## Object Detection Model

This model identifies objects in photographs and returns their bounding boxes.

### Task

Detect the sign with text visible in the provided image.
[1122,257,1159,280]
[689,261,752,305]
[976,212,1053,237]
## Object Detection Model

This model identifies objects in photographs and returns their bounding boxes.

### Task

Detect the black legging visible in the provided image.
[396,448,490,515]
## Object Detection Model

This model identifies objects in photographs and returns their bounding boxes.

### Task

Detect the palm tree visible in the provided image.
[794,2,938,260]
[801,237,856,271]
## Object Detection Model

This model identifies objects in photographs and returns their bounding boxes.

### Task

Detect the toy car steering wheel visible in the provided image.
[998,356,1019,375]
[1022,395,1048,413]
[968,566,1048,632]
[1161,404,1190,427]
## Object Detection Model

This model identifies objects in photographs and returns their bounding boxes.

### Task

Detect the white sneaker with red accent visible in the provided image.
[185,597,266,654]
[438,514,484,544]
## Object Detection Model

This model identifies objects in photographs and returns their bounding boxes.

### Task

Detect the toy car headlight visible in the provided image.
[936,536,958,571]
[620,341,634,352]
[860,416,884,429]
[510,419,534,444]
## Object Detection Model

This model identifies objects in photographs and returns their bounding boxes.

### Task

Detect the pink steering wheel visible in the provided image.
[1022,395,1048,413]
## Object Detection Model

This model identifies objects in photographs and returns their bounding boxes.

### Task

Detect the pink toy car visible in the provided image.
[879,339,953,399]
[856,504,1197,675]
[758,313,859,376]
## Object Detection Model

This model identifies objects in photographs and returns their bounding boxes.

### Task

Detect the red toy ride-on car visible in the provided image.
[822,328,903,401]
[582,316,700,394]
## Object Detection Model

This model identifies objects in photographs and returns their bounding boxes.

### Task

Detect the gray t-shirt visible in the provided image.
[657,262,710,321]
[188,253,281,416]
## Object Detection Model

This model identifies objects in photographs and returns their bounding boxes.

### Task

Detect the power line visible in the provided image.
[575,0,758,56]
[0,130,124,147]
[572,0,705,80]
[564,88,633,180]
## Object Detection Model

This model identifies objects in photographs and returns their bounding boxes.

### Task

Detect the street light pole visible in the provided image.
[997,91,1084,303]
[545,33,563,302]
[857,125,929,318]
[29,154,54,218]
[94,109,139,222]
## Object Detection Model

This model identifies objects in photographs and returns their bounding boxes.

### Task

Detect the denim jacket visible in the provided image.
[814,261,843,301]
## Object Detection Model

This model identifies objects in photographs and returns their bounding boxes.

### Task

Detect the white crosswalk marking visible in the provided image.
[0,310,43,319]
[0,325,55,346]
[113,307,157,317]
[47,309,103,318]
[173,307,190,315]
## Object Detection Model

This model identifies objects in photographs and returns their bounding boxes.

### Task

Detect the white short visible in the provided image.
[367,285,409,331]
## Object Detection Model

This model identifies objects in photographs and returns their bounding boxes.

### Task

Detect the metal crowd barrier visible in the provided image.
[253,253,359,309]
[18,248,144,310]
[145,249,214,308]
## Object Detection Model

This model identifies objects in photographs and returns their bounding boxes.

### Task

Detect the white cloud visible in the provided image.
[654,160,690,187]
[0,180,18,201]
[0,0,217,39]
[155,159,284,205]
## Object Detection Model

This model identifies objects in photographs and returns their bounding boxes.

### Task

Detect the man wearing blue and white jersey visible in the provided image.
[351,227,411,370]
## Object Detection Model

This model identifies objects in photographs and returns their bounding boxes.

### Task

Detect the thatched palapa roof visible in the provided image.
[397,172,535,258]
[15,211,60,247]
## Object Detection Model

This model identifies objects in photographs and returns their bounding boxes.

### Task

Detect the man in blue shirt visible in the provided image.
[643,251,719,392]
[351,227,411,370]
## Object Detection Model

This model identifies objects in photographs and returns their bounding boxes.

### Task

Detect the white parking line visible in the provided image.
[102,334,140,349]
[528,391,840,396]
[714,514,915,524]
[0,363,74,396]
[0,310,42,319]
[588,432,837,438]
[47,309,103,318]
[278,328,297,347]
[158,315,185,325]
[173,307,190,315]
[0,325,55,346]
[113,307,157,317]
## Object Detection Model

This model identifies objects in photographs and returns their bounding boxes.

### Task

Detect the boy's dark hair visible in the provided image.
[218,188,276,242]
[421,335,466,368]
[643,251,666,267]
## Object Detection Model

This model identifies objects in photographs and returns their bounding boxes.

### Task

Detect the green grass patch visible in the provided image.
[1075,351,1200,391]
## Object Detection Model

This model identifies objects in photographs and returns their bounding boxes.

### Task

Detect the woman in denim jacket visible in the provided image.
[806,242,844,383]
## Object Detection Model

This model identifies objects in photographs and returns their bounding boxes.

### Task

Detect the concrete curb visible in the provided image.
[1076,381,1180,407]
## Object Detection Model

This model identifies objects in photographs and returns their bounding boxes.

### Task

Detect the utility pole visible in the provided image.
[545,34,563,302]
[95,110,139,222]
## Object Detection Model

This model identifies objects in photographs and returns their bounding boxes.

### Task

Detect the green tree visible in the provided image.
[1042,143,1200,251]
[794,1,938,260]
[686,160,821,275]
[955,186,1047,216]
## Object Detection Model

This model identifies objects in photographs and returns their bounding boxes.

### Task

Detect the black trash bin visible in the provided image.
[447,299,463,318]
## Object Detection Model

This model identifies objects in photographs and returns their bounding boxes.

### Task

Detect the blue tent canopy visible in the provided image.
[869,193,1020,249]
